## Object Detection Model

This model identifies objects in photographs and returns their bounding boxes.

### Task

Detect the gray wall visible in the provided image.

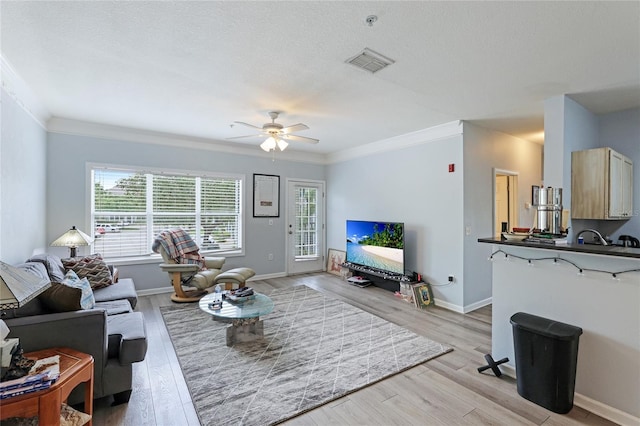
[599,107,640,240]
[326,133,466,309]
[462,123,543,308]
[0,88,47,263]
[560,96,600,241]
[547,97,639,242]
[46,132,325,291]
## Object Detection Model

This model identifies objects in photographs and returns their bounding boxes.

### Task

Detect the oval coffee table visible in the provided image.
[199,292,274,346]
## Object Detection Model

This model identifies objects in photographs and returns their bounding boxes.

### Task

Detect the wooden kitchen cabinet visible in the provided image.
[571,147,633,219]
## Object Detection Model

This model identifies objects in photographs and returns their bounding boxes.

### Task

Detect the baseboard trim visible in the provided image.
[432,298,464,313]
[431,297,492,314]
[573,394,639,426]
[135,272,287,296]
[463,297,492,313]
[501,365,638,425]
[136,287,174,297]
[249,272,288,280]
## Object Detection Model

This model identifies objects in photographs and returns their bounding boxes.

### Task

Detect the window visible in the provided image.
[294,187,318,258]
[91,166,243,260]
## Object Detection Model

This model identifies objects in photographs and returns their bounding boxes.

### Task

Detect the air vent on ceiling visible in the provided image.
[346,48,395,73]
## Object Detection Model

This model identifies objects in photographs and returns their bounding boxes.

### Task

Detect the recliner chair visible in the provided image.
[153,229,226,302]
[154,229,257,303]
[158,249,226,302]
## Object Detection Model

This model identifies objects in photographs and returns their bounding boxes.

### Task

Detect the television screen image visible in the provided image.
[346,220,404,275]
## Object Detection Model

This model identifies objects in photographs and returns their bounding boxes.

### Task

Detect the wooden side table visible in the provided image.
[0,347,94,426]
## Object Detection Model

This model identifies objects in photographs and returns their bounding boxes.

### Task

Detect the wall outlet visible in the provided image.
[268,253,274,261]
[268,219,273,226]
[448,275,454,283]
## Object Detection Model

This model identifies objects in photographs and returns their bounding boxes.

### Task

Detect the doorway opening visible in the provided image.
[494,170,519,237]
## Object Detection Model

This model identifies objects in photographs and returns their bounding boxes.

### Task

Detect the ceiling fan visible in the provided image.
[229,111,319,152]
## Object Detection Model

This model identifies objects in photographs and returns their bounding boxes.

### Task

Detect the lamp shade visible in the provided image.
[50,226,93,257]
[260,137,277,152]
[0,261,51,310]
[276,138,289,151]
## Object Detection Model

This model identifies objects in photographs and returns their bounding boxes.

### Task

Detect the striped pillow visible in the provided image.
[62,254,113,289]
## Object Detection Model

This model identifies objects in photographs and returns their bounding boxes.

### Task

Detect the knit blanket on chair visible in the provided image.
[152,228,204,269]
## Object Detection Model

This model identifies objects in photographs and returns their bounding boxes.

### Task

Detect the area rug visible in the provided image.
[160,285,452,426]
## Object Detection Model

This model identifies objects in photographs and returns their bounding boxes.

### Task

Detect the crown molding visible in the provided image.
[47,117,329,165]
[0,55,50,129]
[326,120,463,164]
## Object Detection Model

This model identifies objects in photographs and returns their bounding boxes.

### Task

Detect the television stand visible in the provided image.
[342,262,408,292]
[347,276,371,288]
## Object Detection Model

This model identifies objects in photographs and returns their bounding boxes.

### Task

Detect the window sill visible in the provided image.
[105,249,245,266]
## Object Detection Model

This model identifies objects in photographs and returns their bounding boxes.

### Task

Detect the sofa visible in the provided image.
[2,254,147,405]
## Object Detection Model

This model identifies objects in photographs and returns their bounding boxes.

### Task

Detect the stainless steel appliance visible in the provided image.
[533,187,563,235]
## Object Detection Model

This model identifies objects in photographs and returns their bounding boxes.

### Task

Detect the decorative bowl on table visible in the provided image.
[512,227,532,234]
[502,232,529,241]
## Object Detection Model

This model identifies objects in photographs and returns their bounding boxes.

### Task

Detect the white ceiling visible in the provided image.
[2,1,639,154]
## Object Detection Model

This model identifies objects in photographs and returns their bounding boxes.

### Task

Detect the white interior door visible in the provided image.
[287,180,325,274]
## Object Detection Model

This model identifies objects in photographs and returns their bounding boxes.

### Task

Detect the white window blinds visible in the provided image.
[92,167,243,259]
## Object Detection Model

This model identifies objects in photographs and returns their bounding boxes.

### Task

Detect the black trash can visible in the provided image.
[510,312,583,414]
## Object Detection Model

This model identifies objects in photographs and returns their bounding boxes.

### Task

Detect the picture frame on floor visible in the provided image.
[326,249,346,276]
[412,283,434,309]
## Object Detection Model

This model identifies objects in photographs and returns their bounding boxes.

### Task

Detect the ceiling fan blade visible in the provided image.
[281,123,309,134]
[233,121,263,130]
[226,134,264,140]
[282,134,319,144]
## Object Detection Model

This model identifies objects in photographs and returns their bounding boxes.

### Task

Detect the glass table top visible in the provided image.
[199,292,274,319]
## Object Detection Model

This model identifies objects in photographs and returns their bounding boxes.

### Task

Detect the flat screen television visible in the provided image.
[346,220,405,275]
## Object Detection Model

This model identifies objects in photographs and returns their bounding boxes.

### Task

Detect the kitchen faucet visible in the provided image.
[576,229,609,246]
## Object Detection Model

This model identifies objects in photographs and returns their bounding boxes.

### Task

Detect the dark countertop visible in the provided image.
[478,237,640,259]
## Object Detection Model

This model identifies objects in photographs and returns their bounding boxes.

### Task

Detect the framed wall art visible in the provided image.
[326,248,346,276]
[253,174,280,217]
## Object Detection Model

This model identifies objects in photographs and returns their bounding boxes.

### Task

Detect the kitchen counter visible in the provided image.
[479,237,640,423]
[478,236,640,259]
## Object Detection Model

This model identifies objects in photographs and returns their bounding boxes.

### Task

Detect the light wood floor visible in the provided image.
[91,273,615,425]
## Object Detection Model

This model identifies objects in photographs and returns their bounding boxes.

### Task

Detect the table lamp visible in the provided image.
[50,226,93,257]
[0,261,51,311]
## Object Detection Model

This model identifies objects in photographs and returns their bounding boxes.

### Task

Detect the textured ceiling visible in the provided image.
[1,1,639,154]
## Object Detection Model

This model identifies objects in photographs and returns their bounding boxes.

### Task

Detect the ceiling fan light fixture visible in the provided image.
[231,111,318,151]
[260,137,277,152]
[277,138,289,151]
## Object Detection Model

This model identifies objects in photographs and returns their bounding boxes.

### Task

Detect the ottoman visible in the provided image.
[214,267,256,290]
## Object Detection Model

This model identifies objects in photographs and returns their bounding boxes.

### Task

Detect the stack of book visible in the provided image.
[0,355,60,399]
[526,235,568,245]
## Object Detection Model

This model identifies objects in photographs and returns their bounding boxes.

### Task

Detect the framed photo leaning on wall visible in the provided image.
[326,249,346,276]
[412,283,434,309]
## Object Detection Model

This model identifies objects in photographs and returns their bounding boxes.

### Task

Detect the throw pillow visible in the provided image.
[62,254,113,289]
[39,283,83,312]
[43,271,96,312]
[26,254,66,282]
[60,403,92,426]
